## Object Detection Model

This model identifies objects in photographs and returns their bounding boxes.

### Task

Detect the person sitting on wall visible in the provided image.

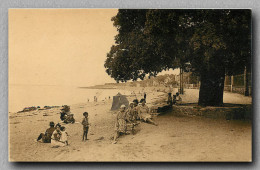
[132,99,140,120]
[173,92,182,105]
[138,99,157,126]
[125,102,139,134]
[167,93,173,105]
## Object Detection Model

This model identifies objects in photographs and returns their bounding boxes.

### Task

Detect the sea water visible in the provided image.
[9,85,131,113]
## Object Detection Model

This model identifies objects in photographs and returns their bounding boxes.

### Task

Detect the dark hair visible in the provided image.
[133,99,139,104]
[60,126,65,131]
[140,98,145,103]
[55,123,61,128]
[49,121,55,127]
[83,112,88,116]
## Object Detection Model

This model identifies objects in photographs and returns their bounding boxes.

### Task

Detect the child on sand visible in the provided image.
[82,112,90,141]
[59,126,69,146]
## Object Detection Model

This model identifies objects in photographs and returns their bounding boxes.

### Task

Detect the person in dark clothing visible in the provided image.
[63,114,75,124]
[133,99,139,105]
[37,121,56,143]
[82,112,90,141]
[60,111,67,121]
[167,93,173,105]
[60,105,70,120]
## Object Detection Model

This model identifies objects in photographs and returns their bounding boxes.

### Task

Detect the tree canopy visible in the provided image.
[104,9,251,106]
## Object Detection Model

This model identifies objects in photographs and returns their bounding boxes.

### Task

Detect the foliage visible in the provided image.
[105,9,251,82]
[104,9,251,105]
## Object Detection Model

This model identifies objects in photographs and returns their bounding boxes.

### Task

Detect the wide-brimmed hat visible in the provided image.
[120,105,126,108]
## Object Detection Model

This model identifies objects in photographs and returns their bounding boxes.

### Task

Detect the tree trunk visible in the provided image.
[198,69,225,106]
[244,66,249,96]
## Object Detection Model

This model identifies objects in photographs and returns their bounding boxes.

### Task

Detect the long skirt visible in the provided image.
[140,113,152,121]
[115,119,126,133]
[51,139,66,147]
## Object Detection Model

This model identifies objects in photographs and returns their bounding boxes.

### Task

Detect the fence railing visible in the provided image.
[224,85,251,96]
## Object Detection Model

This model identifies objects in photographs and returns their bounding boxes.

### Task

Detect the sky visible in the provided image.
[9,9,180,87]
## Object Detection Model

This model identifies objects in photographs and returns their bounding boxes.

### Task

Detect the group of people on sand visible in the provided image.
[60,105,75,124]
[37,91,175,146]
[168,92,182,105]
[113,98,157,144]
[36,121,69,147]
[36,105,90,147]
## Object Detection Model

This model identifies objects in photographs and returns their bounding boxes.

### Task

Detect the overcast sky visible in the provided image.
[9,9,179,87]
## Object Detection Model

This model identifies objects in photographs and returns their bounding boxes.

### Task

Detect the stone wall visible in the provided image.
[171,104,252,120]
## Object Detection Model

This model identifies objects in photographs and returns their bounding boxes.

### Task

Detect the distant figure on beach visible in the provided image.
[87,98,89,102]
[113,105,127,144]
[82,112,90,141]
[109,96,110,100]
[144,92,146,101]
[36,121,56,143]
[138,99,157,126]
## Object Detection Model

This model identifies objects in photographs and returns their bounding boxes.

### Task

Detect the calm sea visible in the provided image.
[9,85,131,112]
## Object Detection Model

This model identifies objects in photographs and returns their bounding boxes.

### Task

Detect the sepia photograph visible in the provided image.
[8,9,252,162]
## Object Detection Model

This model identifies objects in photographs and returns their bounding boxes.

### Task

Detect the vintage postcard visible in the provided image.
[8,9,252,162]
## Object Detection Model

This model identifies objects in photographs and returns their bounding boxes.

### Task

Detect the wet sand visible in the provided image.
[9,89,252,162]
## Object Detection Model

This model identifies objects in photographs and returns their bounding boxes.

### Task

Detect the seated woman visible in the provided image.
[132,99,140,120]
[60,105,71,120]
[113,105,127,144]
[138,99,157,126]
[36,121,56,143]
[63,114,75,124]
[59,126,69,145]
[167,93,173,105]
[51,126,68,147]
[60,105,75,124]
[173,92,182,105]
[125,102,139,134]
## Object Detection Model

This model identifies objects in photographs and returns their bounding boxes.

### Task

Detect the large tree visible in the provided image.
[105,9,251,106]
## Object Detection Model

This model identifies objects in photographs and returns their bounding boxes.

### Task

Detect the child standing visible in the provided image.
[82,112,90,141]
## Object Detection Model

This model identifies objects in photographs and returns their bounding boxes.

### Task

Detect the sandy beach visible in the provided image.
[9,88,252,162]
